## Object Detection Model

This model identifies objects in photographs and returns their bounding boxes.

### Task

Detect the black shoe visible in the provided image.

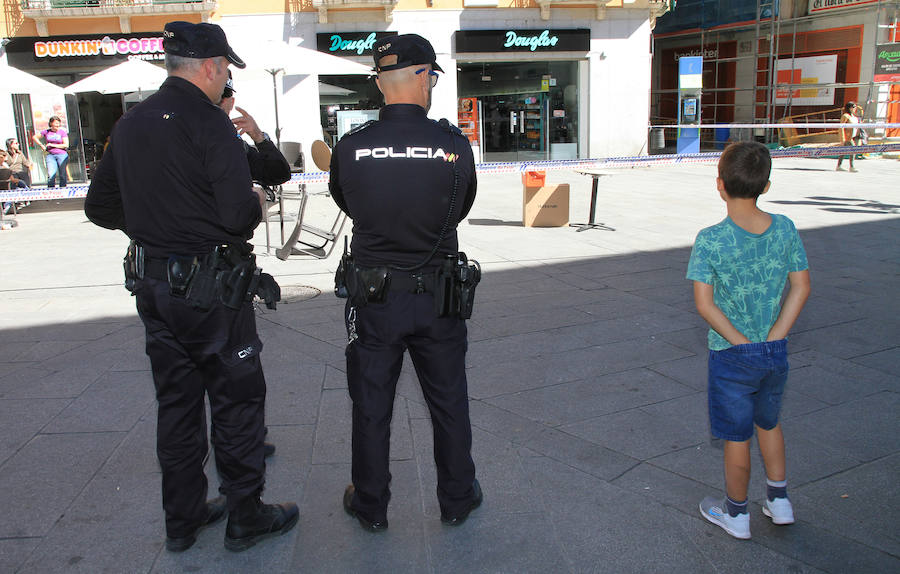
[224,496,299,552]
[165,496,228,552]
[440,479,483,526]
[343,485,388,532]
[264,442,276,457]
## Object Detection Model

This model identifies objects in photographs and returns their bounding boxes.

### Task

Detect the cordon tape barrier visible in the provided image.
[3,122,900,204]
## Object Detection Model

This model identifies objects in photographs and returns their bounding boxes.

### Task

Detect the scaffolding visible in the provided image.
[650,0,900,150]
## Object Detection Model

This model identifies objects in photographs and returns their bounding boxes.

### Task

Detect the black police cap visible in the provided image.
[163,21,246,69]
[372,34,443,73]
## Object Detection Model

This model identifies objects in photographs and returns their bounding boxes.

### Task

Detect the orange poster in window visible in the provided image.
[457,97,479,146]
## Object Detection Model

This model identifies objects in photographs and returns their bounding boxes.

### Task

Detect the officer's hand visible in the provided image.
[233,106,265,144]
[254,187,268,212]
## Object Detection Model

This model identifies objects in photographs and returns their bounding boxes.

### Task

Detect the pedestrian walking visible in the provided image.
[84,20,297,553]
[836,101,859,172]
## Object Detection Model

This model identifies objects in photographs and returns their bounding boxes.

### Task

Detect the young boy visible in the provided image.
[687,141,811,540]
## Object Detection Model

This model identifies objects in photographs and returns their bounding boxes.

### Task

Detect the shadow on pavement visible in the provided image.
[0,219,898,573]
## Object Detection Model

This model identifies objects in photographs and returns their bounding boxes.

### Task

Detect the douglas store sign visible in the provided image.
[316,32,395,57]
[6,34,164,67]
[454,29,590,53]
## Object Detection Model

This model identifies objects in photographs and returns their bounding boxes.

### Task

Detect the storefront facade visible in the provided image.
[1,0,667,181]
[651,0,900,149]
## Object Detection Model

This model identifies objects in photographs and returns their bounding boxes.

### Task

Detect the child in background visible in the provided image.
[687,141,811,539]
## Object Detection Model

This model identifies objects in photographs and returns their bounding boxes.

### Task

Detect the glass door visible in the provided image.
[481,93,547,162]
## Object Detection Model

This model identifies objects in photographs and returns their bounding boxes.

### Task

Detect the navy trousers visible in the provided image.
[135,277,267,538]
[345,290,476,520]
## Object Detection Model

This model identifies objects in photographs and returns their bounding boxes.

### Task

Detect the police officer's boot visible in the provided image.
[224,495,299,552]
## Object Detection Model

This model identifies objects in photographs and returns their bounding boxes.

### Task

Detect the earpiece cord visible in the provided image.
[389,128,459,273]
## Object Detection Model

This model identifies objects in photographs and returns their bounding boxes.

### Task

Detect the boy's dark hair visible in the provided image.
[718,141,771,199]
[843,101,856,114]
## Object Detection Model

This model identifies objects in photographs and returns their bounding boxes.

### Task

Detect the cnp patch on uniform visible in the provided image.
[223,338,263,366]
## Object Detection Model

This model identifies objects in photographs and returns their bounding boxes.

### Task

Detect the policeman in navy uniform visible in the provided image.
[329,33,481,531]
[84,21,297,553]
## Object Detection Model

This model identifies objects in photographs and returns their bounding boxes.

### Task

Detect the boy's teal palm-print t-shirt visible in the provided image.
[687,213,809,350]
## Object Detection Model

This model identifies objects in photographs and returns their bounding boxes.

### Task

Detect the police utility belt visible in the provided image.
[334,249,481,320]
[123,241,280,311]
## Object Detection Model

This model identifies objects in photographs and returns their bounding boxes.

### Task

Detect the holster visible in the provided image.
[335,239,390,307]
[434,252,481,319]
[123,240,145,294]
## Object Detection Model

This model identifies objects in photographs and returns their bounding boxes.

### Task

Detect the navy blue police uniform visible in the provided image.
[329,35,480,528]
[85,21,297,552]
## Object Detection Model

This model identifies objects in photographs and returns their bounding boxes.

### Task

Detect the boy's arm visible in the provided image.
[767,269,811,341]
[693,281,752,346]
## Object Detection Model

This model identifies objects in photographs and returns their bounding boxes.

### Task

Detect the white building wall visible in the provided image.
[222,7,655,161]
[0,54,18,144]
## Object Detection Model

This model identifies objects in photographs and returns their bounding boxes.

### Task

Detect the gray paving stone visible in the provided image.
[547,337,695,383]
[18,470,164,574]
[427,511,569,574]
[468,400,547,446]
[410,421,540,520]
[666,506,831,574]
[791,453,900,557]
[321,362,347,390]
[790,391,900,463]
[291,461,429,573]
[851,346,900,377]
[791,318,898,361]
[464,329,590,368]
[522,456,716,573]
[0,365,54,398]
[558,310,698,347]
[0,432,124,538]
[0,398,69,466]
[0,538,41,574]
[0,364,107,400]
[466,355,573,399]
[574,288,677,320]
[561,405,709,460]
[648,353,707,391]
[42,371,155,433]
[787,364,891,406]
[479,305,598,337]
[485,368,695,427]
[262,359,326,426]
[310,389,352,464]
[1,159,899,572]
[521,426,639,481]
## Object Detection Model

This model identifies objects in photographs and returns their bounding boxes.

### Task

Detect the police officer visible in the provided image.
[219,71,292,190]
[219,70,289,458]
[329,33,481,531]
[84,21,297,553]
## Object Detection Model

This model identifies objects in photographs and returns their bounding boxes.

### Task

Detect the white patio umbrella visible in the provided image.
[2,66,65,95]
[65,59,166,99]
[230,39,371,145]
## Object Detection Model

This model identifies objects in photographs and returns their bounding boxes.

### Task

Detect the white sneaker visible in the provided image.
[762,497,795,525]
[699,496,751,539]
[836,166,846,171]
[849,167,858,173]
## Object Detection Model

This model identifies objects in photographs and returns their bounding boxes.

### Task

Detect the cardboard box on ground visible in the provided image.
[522,171,569,227]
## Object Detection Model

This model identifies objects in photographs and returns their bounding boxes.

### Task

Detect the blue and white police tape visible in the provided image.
[4,142,900,204]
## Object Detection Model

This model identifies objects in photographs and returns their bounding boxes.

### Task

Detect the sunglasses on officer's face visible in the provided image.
[415,67,439,88]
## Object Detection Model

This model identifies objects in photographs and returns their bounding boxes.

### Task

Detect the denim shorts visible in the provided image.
[708,339,789,442]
